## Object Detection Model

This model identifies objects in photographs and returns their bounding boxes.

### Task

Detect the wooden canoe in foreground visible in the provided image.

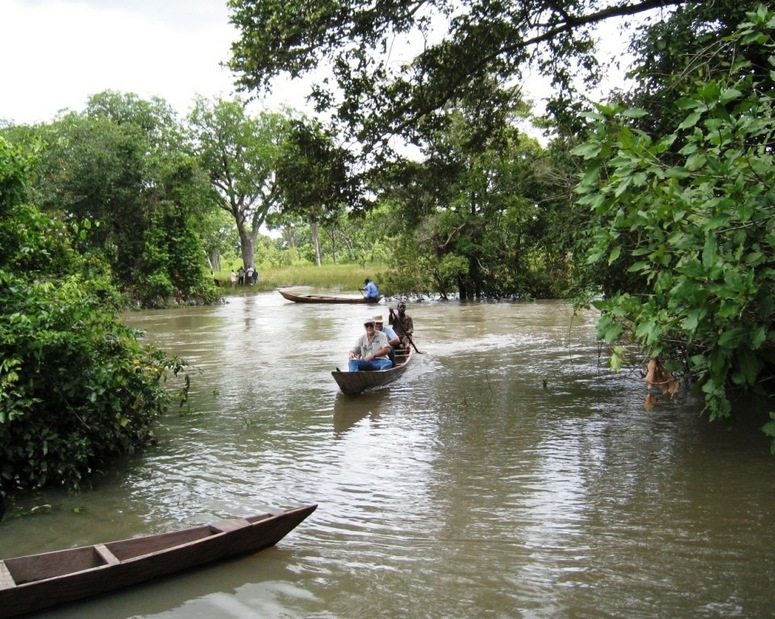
[278,288,382,304]
[332,347,412,394]
[0,504,317,618]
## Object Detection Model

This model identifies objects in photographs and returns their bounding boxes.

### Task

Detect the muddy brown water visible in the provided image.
[1,293,774,618]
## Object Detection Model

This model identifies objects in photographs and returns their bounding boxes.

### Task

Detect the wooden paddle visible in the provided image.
[389,307,423,354]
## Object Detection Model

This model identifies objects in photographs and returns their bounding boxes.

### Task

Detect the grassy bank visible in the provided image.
[214,263,389,294]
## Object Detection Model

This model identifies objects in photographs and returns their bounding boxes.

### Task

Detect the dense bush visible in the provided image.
[0,137,187,490]
[574,7,775,442]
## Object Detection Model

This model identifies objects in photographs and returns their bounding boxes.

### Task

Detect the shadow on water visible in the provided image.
[332,390,391,436]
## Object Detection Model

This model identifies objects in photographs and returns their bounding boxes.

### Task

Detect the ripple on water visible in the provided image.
[8,298,769,619]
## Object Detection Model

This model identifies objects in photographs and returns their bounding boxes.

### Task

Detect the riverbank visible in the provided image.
[213,263,389,294]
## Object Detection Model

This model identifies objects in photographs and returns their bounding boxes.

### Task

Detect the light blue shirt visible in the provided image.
[363,281,379,298]
[378,324,398,342]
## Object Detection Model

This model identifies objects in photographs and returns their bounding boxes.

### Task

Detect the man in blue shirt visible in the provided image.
[374,314,400,366]
[362,278,379,299]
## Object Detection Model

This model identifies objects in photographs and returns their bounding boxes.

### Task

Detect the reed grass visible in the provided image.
[214,263,388,294]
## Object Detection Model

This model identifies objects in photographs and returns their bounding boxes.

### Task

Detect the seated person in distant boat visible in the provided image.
[361,278,380,299]
[373,314,400,366]
[348,318,392,372]
[389,302,414,348]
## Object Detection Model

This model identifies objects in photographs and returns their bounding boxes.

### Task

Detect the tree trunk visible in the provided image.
[311,220,322,266]
[329,227,337,264]
[208,249,221,273]
[239,230,255,270]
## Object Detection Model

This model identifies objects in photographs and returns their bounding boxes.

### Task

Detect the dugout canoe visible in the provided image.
[278,289,382,304]
[332,347,412,394]
[0,504,317,618]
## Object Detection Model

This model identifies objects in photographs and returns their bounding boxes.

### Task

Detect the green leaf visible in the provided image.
[665,166,691,179]
[682,311,699,332]
[685,152,707,171]
[678,111,702,130]
[608,245,621,264]
[737,347,760,386]
[571,142,602,159]
[675,97,699,110]
[702,236,717,269]
[719,88,743,104]
[718,327,747,349]
[622,108,648,118]
[604,323,623,342]
[610,346,626,371]
[750,325,766,349]
[627,261,649,273]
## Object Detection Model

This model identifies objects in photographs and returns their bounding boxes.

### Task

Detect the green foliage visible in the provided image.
[227,0,688,152]
[189,97,290,271]
[0,137,188,491]
[574,7,775,435]
[134,201,220,307]
[376,110,573,299]
[625,0,765,139]
[274,118,359,265]
[25,91,218,308]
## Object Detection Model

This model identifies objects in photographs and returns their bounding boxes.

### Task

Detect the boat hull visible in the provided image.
[0,504,316,618]
[278,289,382,304]
[332,348,412,394]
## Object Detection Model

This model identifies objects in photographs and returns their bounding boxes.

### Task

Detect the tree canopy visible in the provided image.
[227,0,686,150]
[28,91,219,307]
[189,97,291,271]
[0,136,188,490]
[275,118,358,265]
[575,5,775,441]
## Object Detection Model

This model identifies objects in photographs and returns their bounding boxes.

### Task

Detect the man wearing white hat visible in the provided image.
[348,317,392,372]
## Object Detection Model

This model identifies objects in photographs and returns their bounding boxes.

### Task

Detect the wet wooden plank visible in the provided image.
[0,560,16,589]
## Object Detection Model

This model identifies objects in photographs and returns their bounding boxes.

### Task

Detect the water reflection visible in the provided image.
[2,295,774,618]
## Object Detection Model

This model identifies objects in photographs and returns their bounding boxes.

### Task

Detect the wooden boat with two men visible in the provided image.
[278,288,382,304]
[0,504,317,618]
[332,346,412,394]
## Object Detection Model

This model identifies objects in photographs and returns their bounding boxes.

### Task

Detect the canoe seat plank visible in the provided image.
[94,543,120,566]
[0,505,316,617]
[0,560,16,588]
[210,518,251,534]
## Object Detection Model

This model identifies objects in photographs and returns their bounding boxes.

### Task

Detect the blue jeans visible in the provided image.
[348,358,393,372]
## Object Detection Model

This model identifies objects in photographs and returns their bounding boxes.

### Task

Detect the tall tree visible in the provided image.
[374,101,557,299]
[275,118,356,265]
[189,97,290,271]
[28,91,218,307]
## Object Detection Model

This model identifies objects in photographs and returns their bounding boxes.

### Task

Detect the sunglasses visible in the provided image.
[364,322,375,327]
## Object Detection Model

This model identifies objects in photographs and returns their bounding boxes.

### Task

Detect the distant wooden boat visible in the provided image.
[332,347,412,394]
[278,289,382,304]
[0,504,317,618]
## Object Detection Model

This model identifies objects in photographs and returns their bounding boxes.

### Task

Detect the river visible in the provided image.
[2,292,774,618]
